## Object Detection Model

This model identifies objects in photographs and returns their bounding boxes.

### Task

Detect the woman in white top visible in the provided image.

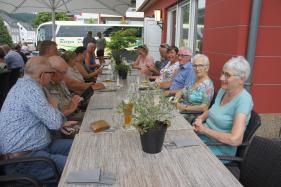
[157,46,179,82]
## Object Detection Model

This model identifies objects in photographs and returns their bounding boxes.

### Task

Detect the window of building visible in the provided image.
[167,0,205,53]
[179,3,190,48]
[195,0,205,53]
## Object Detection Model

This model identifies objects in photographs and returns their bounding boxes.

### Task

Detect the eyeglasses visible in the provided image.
[44,71,55,74]
[220,71,239,79]
[178,54,192,58]
[192,64,207,69]
[160,44,170,49]
[40,71,55,78]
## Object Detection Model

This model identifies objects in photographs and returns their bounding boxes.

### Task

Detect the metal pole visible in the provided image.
[52,9,56,41]
[51,0,56,41]
[245,0,262,91]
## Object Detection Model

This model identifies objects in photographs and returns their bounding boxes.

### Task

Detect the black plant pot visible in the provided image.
[118,70,128,79]
[140,123,167,154]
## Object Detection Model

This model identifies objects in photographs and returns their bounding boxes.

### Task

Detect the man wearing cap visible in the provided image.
[83,31,96,47]
[160,47,195,90]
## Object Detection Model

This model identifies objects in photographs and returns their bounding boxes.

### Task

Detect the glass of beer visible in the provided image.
[123,102,133,126]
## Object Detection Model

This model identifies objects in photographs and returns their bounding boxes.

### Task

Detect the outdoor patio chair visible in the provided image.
[206,110,261,164]
[228,136,281,187]
[0,156,60,187]
[9,67,22,89]
[0,70,11,109]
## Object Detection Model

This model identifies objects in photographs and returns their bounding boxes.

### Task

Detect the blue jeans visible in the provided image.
[5,139,73,181]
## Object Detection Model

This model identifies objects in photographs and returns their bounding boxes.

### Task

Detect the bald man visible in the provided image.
[160,47,195,91]
[45,56,84,121]
[84,42,100,72]
[0,56,74,182]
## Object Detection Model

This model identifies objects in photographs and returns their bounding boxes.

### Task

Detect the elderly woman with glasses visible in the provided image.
[175,54,214,122]
[193,56,253,159]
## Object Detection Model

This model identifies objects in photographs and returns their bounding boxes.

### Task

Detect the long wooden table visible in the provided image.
[59,69,242,187]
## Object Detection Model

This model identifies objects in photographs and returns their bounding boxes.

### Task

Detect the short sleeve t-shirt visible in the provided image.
[198,88,253,157]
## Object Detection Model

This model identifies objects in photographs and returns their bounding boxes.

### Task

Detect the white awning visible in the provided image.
[0,0,132,40]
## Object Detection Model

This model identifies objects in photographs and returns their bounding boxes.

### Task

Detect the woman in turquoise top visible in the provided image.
[175,54,214,122]
[193,56,253,159]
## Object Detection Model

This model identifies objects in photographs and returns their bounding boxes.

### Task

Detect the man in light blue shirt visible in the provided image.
[0,56,74,181]
[160,47,195,90]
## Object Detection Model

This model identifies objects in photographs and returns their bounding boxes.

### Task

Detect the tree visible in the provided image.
[32,12,69,27]
[107,28,138,63]
[0,18,13,47]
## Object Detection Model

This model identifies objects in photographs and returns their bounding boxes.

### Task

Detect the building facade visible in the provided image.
[137,0,281,137]
[1,12,35,44]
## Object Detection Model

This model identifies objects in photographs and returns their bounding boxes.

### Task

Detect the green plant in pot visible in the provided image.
[117,89,175,154]
[107,28,138,64]
[115,63,131,79]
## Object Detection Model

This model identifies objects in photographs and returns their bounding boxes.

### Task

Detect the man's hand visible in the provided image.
[60,121,79,135]
[92,82,105,90]
[96,67,103,74]
[69,95,84,111]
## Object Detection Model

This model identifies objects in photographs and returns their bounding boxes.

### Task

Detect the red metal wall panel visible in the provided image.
[203,0,251,97]
[251,0,281,113]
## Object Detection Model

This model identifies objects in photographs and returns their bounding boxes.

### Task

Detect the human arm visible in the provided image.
[194,113,247,146]
[92,82,105,90]
[62,95,84,116]
[85,53,100,69]
[132,56,141,69]
[194,93,253,146]
[158,80,173,89]
[163,89,180,96]
[26,87,63,130]
[63,75,92,94]
[75,63,102,79]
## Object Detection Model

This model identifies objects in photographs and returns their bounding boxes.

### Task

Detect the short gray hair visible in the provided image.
[192,54,210,66]
[223,56,251,80]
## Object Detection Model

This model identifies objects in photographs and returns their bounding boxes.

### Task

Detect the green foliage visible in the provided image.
[114,63,131,74]
[107,28,138,63]
[32,12,69,27]
[117,89,175,134]
[107,28,138,51]
[0,18,13,47]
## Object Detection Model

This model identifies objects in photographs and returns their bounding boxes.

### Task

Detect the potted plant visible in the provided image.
[107,28,139,64]
[117,89,175,154]
[115,63,131,79]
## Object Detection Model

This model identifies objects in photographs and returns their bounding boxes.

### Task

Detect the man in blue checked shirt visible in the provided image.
[160,47,195,91]
[0,56,74,181]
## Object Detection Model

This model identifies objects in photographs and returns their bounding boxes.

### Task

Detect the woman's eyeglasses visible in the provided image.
[220,71,239,79]
[192,64,207,69]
